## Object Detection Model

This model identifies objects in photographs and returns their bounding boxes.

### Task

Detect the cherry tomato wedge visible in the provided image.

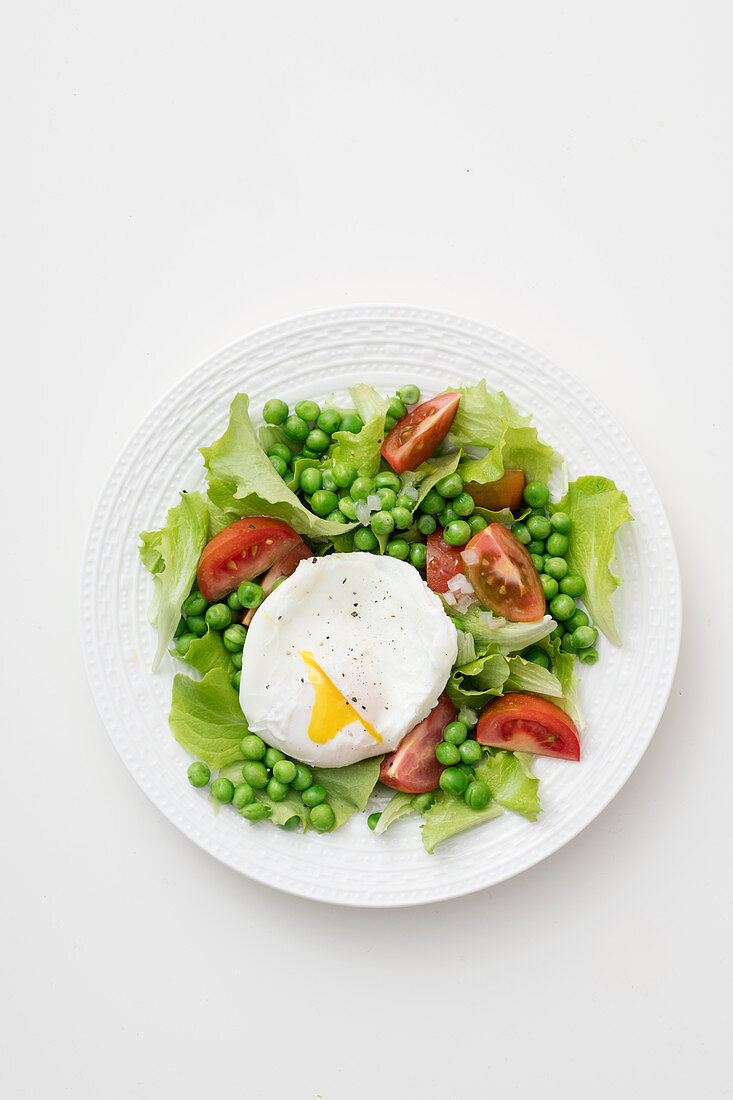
[465,469,526,513]
[461,523,545,622]
[477,693,580,761]
[426,529,464,594]
[197,517,301,601]
[380,693,457,793]
[241,539,312,625]
[381,392,460,474]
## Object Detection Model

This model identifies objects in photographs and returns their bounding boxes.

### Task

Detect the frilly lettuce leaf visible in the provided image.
[421,792,503,853]
[446,649,510,710]
[480,750,540,821]
[504,654,564,698]
[373,790,416,835]
[169,668,248,768]
[537,638,584,729]
[445,605,556,654]
[174,628,233,676]
[459,423,556,487]
[139,491,209,670]
[401,450,462,507]
[551,476,632,645]
[310,758,383,828]
[449,381,531,448]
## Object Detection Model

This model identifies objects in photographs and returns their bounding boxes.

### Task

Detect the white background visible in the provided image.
[4,2,732,1098]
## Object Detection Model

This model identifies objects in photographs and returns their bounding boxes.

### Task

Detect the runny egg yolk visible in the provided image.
[299,651,382,746]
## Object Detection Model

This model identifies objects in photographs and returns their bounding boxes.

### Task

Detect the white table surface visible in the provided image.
[4,2,731,1097]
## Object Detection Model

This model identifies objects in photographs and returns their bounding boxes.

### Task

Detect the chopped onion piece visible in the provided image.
[366,493,382,513]
[461,547,480,566]
[443,590,457,606]
[477,610,507,629]
[458,706,478,727]
[402,486,419,500]
[354,500,372,525]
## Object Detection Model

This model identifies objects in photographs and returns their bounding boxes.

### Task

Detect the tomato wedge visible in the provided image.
[465,469,526,513]
[426,529,463,594]
[241,539,312,625]
[477,694,580,761]
[381,392,460,473]
[380,694,457,793]
[461,523,545,622]
[197,517,301,601]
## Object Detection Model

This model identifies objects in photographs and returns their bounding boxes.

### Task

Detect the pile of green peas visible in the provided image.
[173,577,268,689]
[187,732,336,832]
[512,480,598,664]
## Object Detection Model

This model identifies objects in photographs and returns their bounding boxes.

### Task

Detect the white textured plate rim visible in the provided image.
[80,304,682,907]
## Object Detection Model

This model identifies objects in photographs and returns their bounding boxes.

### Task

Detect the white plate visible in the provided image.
[80,306,681,907]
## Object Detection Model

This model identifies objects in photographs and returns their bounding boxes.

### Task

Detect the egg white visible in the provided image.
[239,552,457,767]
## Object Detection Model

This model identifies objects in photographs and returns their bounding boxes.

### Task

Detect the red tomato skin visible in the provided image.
[465,469,526,513]
[381,392,460,474]
[241,539,312,625]
[477,693,580,761]
[197,517,301,601]
[426,530,464,594]
[379,694,457,793]
[462,523,545,622]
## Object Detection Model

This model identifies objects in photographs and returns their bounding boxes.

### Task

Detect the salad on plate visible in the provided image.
[139,380,631,851]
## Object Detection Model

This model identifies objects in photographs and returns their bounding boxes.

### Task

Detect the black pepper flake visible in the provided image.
[351,611,358,617]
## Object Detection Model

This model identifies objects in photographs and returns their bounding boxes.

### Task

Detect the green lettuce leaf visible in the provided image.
[480,750,540,821]
[175,629,233,676]
[422,794,503,853]
[504,654,564,698]
[169,668,248,768]
[446,605,556,654]
[139,491,210,670]
[459,423,556,486]
[201,393,354,540]
[349,383,389,425]
[449,381,531,448]
[401,450,462,507]
[326,385,388,479]
[550,476,632,645]
[311,758,383,828]
[454,629,477,667]
[373,790,416,835]
[537,638,584,728]
[258,424,300,456]
[446,650,510,710]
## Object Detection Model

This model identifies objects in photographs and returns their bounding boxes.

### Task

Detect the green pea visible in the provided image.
[306,428,330,452]
[231,651,243,670]
[263,398,289,425]
[325,510,347,525]
[266,777,289,802]
[468,515,487,535]
[438,506,458,527]
[512,523,531,545]
[544,557,568,580]
[526,514,551,540]
[420,489,444,514]
[354,527,379,551]
[267,442,292,463]
[443,520,471,546]
[232,782,255,809]
[292,764,313,791]
[310,804,335,831]
[417,514,437,535]
[367,812,382,831]
[223,624,247,652]
[182,591,207,616]
[464,781,492,811]
[264,747,285,769]
[240,802,271,821]
[175,632,197,656]
[550,593,576,621]
[443,721,468,745]
[540,573,559,599]
[572,625,598,649]
[459,739,483,765]
[520,648,548,669]
[527,540,545,556]
[242,760,268,788]
[295,399,320,422]
[273,759,297,785]
[409,543,427,569]
[458,762,476,779]
[301,446,321,460]
[395,493,415,511]
[388,396,407,419]
[237,581,264,609]
[566,608,589,631]
[240,733,266,760]
[561,633,577,653]
[333,463,357,488]
[371,510,395,536]
[317,408,342,434]
[374,471,401,491]
[227,590,243,611]
[206,603,233,630]
[281,816,301,831]
[340,413,363,434]
[452,492,475,517]
[435,741,461,765]
[550,511,572,535]
[436,472,464,498]
[183,615,205,637]
[529,553,543,572]
[283,414,309,441]
[210,777,235,803]
[350,476,375,501]
[338,497,358,521]
[546,532,569,557]
[439,767,469,795]
[549,623,565,641]
[268,455,287,477]
[299,467,322,494]
[377,487,397,510]
[302,784,327,808]
[412,792,434,813]
[187,761,211,788]
[321,469,338,492]
[524,481,550,508]
[230,670,241,691]
[398,384,421,405]
[384,414,398,431]
[391,507,412,530]
[310,489,339,516]
[577,646,599,665]
[560,573,586,597]
[387,539,410,560]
